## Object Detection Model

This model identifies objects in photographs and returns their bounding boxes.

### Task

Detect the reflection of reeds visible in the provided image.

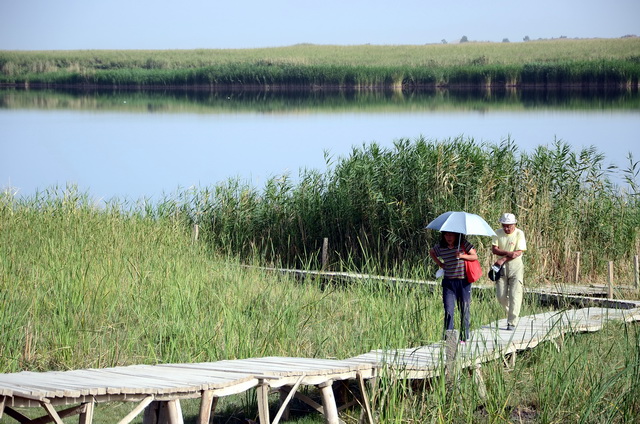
[3,86,639,114]
[1,38,639,88]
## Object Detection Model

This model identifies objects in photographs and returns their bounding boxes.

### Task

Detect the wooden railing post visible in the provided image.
[192,224,199,243]
[607,261,614,299]
[574,252,581,284]
[322,237,329,271]
[634,255,639,290]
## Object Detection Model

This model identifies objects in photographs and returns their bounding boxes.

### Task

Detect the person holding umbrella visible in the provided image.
[429,231,478,343]
[491,213,527,330]
[426,211,495,343]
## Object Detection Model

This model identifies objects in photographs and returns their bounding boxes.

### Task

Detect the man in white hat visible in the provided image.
[491,213,527,330]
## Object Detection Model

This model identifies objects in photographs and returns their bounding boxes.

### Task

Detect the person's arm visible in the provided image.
[429,248,444,268]
[492,245,523,265]
[457,247,478,261]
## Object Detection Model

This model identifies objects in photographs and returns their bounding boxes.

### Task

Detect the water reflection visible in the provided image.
[1,86,638,114]
[1,87,638,201]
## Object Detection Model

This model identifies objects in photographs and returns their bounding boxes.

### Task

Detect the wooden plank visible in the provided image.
[0,364,256,400]
[292,390,323,413]
[4,406,31,422]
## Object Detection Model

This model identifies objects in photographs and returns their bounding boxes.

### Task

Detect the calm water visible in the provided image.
[1,88,639,202]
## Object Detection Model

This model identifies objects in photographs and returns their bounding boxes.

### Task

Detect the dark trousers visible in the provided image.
[442,278,471,341]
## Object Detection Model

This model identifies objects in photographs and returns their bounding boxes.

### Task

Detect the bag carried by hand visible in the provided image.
[463,247,482,283]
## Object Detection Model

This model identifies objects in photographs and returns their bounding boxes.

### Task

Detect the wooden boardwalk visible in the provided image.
[1,301,639,424]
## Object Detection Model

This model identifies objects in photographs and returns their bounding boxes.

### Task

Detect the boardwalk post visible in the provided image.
[41,402,64,424]
[142,399,183,424]
[166,400,183,424]
[473,364,487,400]
[78,400,95,424]
[444,329,459,385]
[608,261,614,299]
[256,381,271,424]
[192,224,199,243]
[322,238,329,271]
[142,400,160,424]
[277,389,291,422]
[318,381,340,424]
[634,255,639,290]
[356,372,375,424]
[198,390,217,424]
[574,252,581,284]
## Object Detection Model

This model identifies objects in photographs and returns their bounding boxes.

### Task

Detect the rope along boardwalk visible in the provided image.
[1,306,639,424]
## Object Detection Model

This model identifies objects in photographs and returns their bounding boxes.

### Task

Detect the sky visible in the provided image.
[1,0,639,50]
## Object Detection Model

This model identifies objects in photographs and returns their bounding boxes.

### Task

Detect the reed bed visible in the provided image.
[2,38,639,88]
[191,137,640,287]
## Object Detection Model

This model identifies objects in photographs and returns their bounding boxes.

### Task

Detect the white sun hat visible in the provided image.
[499,213,517,224]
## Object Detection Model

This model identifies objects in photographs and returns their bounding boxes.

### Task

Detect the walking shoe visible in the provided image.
[506,324,515,331]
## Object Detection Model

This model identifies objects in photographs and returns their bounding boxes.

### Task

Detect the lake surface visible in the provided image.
[1,88,639,202]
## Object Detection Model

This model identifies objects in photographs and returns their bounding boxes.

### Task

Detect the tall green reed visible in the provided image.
[197,137,639,286]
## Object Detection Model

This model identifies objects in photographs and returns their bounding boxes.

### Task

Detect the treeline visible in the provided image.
[1,39,639,89]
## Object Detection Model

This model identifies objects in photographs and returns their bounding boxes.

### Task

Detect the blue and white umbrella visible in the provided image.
[426,211,496,237]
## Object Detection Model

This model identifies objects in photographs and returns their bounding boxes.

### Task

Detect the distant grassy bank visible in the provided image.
[1,38,639,89]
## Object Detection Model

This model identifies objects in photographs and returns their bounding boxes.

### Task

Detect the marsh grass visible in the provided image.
[0,187,516,373]
[193,137,640,288]
[1,188,639,422]
[2,39,639,88]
